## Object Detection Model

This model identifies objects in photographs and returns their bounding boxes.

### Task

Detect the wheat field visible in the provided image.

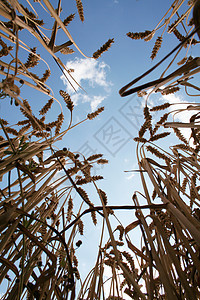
[0,0,200,299]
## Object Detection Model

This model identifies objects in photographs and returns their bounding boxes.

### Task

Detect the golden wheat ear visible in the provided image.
[76,0,84,22]
[92,39,114,59]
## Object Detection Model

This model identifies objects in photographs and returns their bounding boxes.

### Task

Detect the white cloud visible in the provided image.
[161,92,194,141]
[61,57,112,111]
[70,93,106,111]
[90,95,107,111]
[138,88,193,139]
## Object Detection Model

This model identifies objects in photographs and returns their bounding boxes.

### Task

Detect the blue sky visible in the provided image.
[0,0,199,297]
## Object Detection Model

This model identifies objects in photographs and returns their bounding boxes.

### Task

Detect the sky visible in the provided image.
[0,0,199,298]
